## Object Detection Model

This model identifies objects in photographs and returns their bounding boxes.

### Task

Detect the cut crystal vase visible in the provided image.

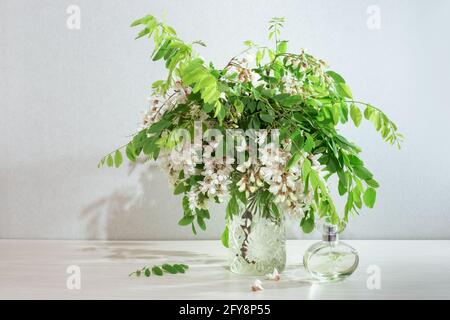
[228,200,286,275]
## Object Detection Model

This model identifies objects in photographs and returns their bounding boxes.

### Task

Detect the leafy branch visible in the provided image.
[348,100,403,149]
[131,15,194,94]
[129,263,189,277]
[268,17,285,47]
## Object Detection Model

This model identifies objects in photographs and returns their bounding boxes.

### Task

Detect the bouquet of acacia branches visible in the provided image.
[100,15,401,246]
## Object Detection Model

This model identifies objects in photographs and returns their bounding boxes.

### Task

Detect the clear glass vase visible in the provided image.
[228,201,286,275]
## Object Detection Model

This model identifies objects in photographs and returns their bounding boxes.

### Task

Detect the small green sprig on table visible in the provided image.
[129,264,189,277]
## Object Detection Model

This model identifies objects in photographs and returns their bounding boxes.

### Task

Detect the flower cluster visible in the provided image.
[159,123,321,220]
[139,81,192,131]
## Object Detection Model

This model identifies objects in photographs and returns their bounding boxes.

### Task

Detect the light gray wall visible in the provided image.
[1,0,449,240]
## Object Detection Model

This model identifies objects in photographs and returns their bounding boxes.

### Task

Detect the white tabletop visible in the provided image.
[0,240,449,299]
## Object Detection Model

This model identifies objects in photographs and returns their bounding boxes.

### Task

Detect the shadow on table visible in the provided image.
[79,244,225,265]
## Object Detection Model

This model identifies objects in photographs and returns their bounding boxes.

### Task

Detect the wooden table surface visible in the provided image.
[0,240,449,299]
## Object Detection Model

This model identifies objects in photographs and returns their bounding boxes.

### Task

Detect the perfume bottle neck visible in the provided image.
[322,233,339,242]
[322,224,339,243]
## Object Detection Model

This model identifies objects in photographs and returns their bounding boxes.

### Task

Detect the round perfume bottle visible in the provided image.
[303,224,359,282]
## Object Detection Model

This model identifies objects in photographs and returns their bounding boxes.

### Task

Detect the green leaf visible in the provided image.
[302,158,312,178]
[337,82,353,99]
[135,28,150,40]
[151,266,163,276]
[285,152,301,170]
[301,213,315,233]
[364,106,374,120]
[221,226,229,248]
[338,179,347,196]
[337,169,348,190]
[352,188,362,209]
[114,150,123,168]
[143,139,156,155]
[243,40,254,46]
[260,113,274,123]
[344,192,354,217]
[106,154,113,167]
[148,119,170,134]
[274,94,302,107]
[178,215,194,226]
[174,183,185,195]
[226,196,239,218]
[130,15,154,27]
[152,39,172,61]
[256,49,264,65]
[181,58,220,105]
[144,268,151,277]
[309,170,319,190]
[214,102,226,123]
[197,215,206,231]
[202,103,214,113]
[350,103,362,127]
[302,220,314,233]
[326,70,346,83]
[276,40,288,54]
[271,203,280,218]
[173,264,186,273]
[303,135,315,153]
[125,143,136,162]
[363,187,377,208]
[234,99,244,113]
[340,102,349,123]
[349,155,364,166]
[366,178,380,188]
[353,166,373,180]
[151,80,165,89]
[196,208,210,219]
[97,158,105,168]
[331,103,341,125]
[162,264,178,274]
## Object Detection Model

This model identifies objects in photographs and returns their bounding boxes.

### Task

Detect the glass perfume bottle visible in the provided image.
[303,224,359,282]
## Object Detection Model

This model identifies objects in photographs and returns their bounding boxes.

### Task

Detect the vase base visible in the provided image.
[229,256,285,276]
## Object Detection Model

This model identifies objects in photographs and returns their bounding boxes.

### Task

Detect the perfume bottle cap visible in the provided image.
[322,224,338,242]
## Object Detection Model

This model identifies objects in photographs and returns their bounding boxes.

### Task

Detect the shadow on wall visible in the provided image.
[80,161,181,240]
[80,160,301,240]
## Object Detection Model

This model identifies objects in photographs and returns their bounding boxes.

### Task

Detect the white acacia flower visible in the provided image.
[309,153,325,171]
[236,168,262,197]
[219,92,227,100]
[235,138,247,153]
[187,188,200,212]
[241,52,255,64]
[251,71,261,87]
[236,158,253,173]
[266,268,280,281]
[172,80,192,104]
[283,199,307,218]
[189,104,208,122]
[163,144,200,180]
[251,279,264,292]
[259,143,285,167]
[256,130,268,145]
